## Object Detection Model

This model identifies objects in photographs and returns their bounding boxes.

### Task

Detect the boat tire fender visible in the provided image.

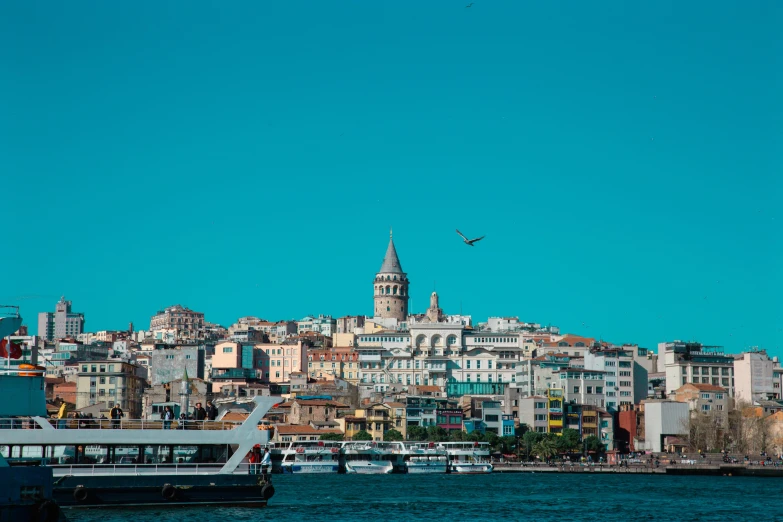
[37,499,60,522]
[162,483,177,500]
[73,486,89,502]
[261,483,275,500]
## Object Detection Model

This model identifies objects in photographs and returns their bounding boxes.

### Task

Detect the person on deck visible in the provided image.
[110,404,123,429]
[248,447,260,475]
[261,447,272,479]
[206,401,218,421]
[194,402,207,424]
[162,406,174,430]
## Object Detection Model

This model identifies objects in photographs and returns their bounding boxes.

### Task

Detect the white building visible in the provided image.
[555,368,606,407]
[643,400,689,453]
[584,347,638,411]
[37,296,85,341]
[658,341,735,397]
[297,315,337,336]
[518,396,549,433]
[734,351,777,404]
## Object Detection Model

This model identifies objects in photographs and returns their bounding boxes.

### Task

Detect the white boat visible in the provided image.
[341,441,397,474]
[0,393,279,508]
[440,442,494,473]
[403,442,448,474]
[272,441,340,474]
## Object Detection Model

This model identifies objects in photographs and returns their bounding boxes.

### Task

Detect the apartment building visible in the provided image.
[75,360,144,418]
[585,347,638,411]
[658,341,735,397]
[149,304,205,340]
[38,296,84,341]
[734,351,777,403]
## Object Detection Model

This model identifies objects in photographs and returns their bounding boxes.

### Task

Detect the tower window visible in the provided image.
[387,307,390,312]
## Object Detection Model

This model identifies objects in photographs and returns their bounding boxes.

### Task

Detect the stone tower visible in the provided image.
[425,292,444,323]
[373,230,409,321]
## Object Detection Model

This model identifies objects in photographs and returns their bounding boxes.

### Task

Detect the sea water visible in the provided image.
[66,473,783,522]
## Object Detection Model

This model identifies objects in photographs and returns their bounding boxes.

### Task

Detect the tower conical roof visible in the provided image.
[379,235,404,274]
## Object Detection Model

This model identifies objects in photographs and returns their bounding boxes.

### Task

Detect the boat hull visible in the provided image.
[406,464,448,474]
[52,473,273,508]
[344,462,394,474]
[451,464,493,474]
[284,463,339,474]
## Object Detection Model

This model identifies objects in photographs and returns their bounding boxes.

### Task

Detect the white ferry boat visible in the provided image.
[402,442,448,474]
[271,441,341,474]
[1,394,278,508]
[440,442,494,473]
[341,441,398,474]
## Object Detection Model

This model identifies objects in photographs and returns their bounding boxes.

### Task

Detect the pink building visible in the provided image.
[255,341,307,383]
[211,341,257,393]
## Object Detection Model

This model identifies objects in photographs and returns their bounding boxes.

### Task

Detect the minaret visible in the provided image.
[373,229,409,321]
[426,292,444,323]
[179,368,191,418]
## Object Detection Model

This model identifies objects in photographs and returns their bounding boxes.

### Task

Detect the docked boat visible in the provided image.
[440,442,493,473]
[272,441,341,474]
[1,394,278,508]
[0,364,63,521]
[402,442,448,474]
[341,441,397,474]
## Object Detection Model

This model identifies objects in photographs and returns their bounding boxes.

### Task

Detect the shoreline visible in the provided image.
[491,463,783,477]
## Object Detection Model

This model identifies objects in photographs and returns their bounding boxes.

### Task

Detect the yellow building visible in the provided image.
[307,349,360,384]
[547,387,564,435]
[338,402,407,441]
[332,333,356,348]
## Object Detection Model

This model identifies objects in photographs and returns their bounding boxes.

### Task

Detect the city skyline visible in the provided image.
[2,2,779,355]
[11,228,781,358]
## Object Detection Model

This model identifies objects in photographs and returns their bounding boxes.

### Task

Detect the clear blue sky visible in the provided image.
[1,2,780,356]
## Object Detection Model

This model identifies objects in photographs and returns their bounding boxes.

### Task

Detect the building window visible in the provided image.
[223,347,233,353]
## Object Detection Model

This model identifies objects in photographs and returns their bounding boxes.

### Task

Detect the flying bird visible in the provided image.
[466,2,474,7]
[456,229,485,246]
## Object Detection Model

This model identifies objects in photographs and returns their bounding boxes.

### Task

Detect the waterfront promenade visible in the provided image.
[493,459,783,476]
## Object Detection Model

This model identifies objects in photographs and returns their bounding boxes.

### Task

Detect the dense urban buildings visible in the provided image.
[23,232,781,455]
[149,304,205,340]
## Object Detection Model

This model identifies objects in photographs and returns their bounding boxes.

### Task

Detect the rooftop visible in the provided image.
[378,235,404,274]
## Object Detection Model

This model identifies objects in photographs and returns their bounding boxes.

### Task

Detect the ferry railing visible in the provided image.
[0,417,244,431]
[51,462,264,476]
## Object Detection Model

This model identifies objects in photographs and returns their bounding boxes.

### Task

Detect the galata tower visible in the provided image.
[373,230,409,321]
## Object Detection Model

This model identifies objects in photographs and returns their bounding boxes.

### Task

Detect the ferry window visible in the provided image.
[173,446,199,464]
